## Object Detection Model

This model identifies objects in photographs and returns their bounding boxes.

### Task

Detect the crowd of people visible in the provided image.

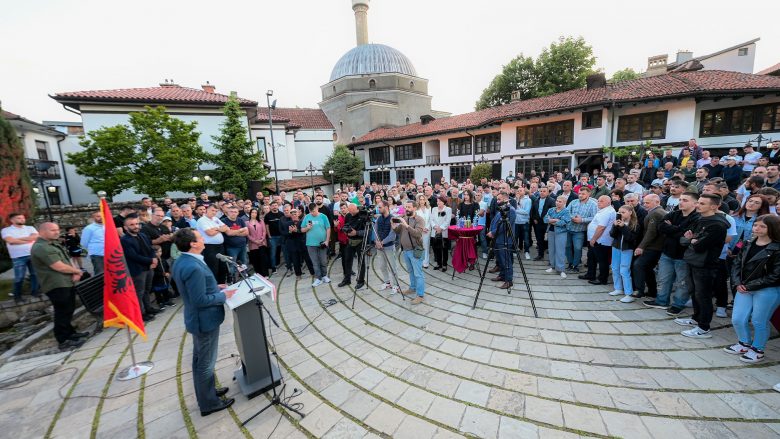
[4,140,780,364]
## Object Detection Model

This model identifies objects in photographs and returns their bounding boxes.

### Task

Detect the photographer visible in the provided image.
[488,192,516,289]
[393,200,426,304]
[302,202,331,287]
[375,200,398,291]
[338,203,368,289]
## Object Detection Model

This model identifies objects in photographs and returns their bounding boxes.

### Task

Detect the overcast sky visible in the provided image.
[2,0,779,123]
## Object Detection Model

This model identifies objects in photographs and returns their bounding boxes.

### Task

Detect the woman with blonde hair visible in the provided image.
[609,205,640,303]
[415,194,432,268]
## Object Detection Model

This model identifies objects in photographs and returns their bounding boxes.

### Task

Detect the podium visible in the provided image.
[225,274,282,399]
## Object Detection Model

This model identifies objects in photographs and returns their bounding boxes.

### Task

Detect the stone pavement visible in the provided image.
[3,251,780,438]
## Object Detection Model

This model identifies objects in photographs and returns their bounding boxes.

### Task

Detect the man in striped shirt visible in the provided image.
[565,187,597,272]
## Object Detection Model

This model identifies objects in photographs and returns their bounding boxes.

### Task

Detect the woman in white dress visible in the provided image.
[415,194,432,268]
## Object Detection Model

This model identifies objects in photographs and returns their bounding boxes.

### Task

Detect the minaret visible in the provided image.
[352,0,369,46]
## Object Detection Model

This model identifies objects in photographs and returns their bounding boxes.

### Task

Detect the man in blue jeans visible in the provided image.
[489,193,517,290]
[565,187,597,271]
[393,201,426,305]
[646,193,700,314]
[221,206,249,274]
[264,201,284,274]
[2,213,40,304]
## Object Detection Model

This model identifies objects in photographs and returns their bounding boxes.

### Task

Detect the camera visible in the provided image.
[341,225,354,234]
[391,217,402,224]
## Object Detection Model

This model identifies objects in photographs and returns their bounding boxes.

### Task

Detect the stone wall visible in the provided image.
[33,201,137,228]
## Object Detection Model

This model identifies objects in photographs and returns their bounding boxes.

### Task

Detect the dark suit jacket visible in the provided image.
[172,253,226,335]
[120,232,155,277]
[530,197,555,225]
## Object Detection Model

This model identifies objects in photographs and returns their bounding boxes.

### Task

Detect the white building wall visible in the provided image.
[19,130,70,206]
[611,100,696,148]
[701,44,756,74]
[694,95,780,151]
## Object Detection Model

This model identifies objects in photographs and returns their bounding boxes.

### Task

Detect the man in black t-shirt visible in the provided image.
[264,201,285,274]
[142,209,174,261]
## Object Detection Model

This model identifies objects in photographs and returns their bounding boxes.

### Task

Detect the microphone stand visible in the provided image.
[219,255,305,423]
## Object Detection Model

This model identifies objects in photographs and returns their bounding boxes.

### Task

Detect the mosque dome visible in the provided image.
[329,43,418,82]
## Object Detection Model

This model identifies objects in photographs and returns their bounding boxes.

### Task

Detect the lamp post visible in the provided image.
[31,161,55,222]
[266,90,280,194]
[328,169,335,196]
[748,133,773,151]
[305,162,317,197]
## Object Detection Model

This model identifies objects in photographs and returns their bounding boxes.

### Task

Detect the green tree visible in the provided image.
[475,55,537,110]
[476,36,597,110]
[535,36,597,97]
[68,106,205,198]
[210,97,268,196]
[469,163,493,182]
[321,145,363,186]
[610,67,641,82]
[0,111,35,251]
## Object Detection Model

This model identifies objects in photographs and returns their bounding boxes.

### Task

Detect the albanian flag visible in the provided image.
[100,199,147,340]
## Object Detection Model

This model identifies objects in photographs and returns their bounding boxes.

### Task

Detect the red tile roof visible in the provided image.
[757,62,780,76]
[52,85,257,106]
[256,107,333,130]
[352,70,780,146]
[268,175,331,192]
[1,110,20,120]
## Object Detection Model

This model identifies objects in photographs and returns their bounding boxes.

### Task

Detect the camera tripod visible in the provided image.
[473,212,538,317]
[349,215,404,309]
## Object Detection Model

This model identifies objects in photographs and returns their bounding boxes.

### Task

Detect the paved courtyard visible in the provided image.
[3,253,780,438]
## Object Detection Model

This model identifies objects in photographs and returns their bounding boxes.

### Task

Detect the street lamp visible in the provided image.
[266,90,280,194]
[328,169,335,196]
[31,161,55,221]
[304,162,317,197]
[747,133,773,151]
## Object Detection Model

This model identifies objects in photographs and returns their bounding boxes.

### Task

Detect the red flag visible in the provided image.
[100,199,147,340]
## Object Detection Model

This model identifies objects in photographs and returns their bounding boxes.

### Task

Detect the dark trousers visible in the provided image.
[203,243,226,284]
[632,249,662,296]
[515,224,531,252]
[690,266,716,331]
[132,270,154,315]
[343,243,366,283]
[532,221,547,257]
[714,259,729,307]
[191,328,222,412]
[249,247,270,277]
[46,287,77,343]
[587,243,611,283]
[431,235,450,268]
[286,240,305,276]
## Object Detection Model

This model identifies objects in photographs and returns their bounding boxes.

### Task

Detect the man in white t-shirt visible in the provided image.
[742,144,763,175]
[196,204,229,283]
[1,213,40,303]
[585,196,616,285]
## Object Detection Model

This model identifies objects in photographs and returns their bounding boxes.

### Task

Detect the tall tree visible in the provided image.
[68,106,205,198]
[210,97,268,196]
[475,36,597,110]
[610,67,642,82]
[535,36,597,97]
[475,55,537,110]
[321,145,364,186]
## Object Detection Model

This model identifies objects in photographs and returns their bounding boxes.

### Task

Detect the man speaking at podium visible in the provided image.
[172,228,236,416]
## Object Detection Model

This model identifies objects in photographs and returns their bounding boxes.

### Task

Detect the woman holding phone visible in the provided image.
[608,205,640,303]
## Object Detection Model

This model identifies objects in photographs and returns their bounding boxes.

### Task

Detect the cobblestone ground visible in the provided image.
[5,251,780,438]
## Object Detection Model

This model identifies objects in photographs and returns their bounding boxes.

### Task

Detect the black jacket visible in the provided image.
[657,210,700,259]
[680,213,730,267]
[731,241,780,291]
[609,223,640,250]
[120,232,155,276]
[530,196,555,224]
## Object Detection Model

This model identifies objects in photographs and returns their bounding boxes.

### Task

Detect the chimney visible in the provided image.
[586,73,607,90]
[675,50,693,64]
[352,0,370,46]
[646,54,668,77]
[159,78,178,87]
[201,81,215,93]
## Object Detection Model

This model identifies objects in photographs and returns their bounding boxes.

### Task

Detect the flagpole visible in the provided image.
[117,326,154,381]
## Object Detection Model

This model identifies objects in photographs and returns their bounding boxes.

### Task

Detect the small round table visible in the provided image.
[447,225,483,274]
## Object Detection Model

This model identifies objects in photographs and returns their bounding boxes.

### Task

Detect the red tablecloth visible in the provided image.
[448,226,483,273]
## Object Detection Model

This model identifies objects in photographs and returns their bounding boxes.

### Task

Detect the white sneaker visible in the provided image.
[723,343,749,355]
[619,295,635,303]
[322,276,331,283]
[773,383,780,393]
[560,272,567,279]
[681,326,712,338]
[740,348,765,363]
[311,279,323,287]
[608,290,624,296]
[715,307,727,318]
[525,252,531,260]
[482,253,488,259]
[674,318,697,326]
[379,282,391,290]
[545,267,554,273]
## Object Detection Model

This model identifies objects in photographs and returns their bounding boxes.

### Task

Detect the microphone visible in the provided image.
[216,253,235,264]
